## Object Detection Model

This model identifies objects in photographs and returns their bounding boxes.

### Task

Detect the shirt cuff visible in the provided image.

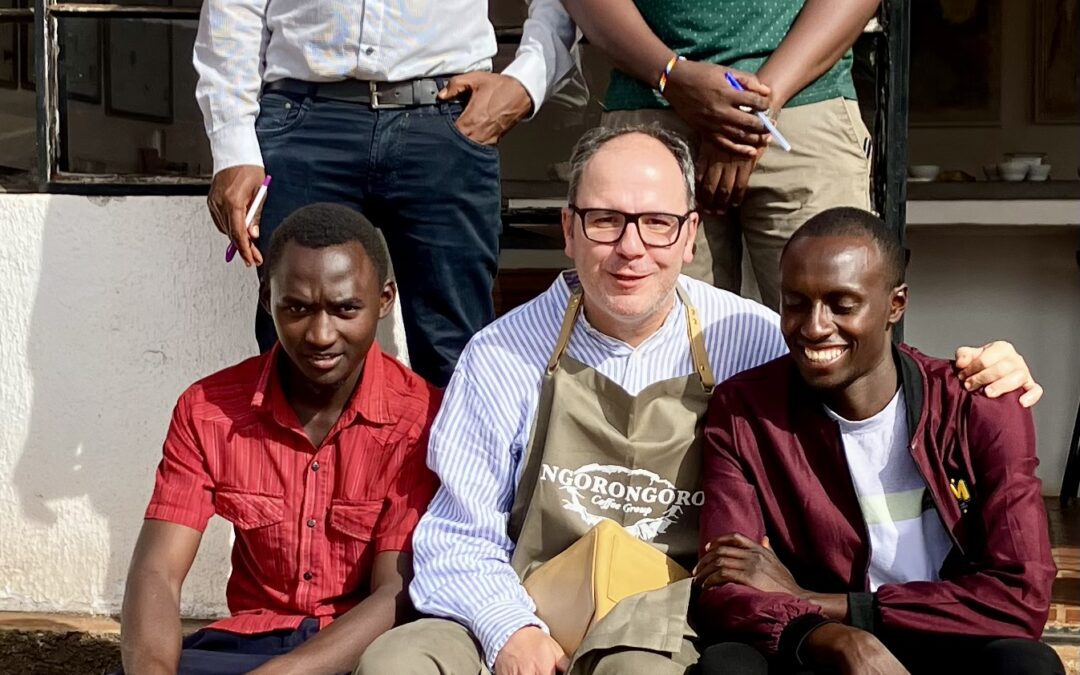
[208,116,264,174]
[472,600,548,670]
[847,591,878,633]
[501,52,548,121]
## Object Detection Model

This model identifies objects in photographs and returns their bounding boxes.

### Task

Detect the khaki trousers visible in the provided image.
[355,618,699,675]
[603,97,872,311]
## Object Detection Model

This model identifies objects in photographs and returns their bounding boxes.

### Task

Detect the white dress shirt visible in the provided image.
[410,272,786,667]
[194,0,578,173]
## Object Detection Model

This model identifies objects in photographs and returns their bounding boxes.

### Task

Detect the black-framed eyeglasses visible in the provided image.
[569,205,693,248]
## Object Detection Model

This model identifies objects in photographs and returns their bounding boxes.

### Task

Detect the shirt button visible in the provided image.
[307,518,317,528]
[303,571,313,581]
[365,46,375,55]
[311,461,320,472]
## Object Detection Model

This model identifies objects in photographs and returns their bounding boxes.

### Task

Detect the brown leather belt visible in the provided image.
[263,77,456,109]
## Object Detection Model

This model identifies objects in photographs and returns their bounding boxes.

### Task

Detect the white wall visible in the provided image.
[0,194,405,618]
[904,224,1080,496]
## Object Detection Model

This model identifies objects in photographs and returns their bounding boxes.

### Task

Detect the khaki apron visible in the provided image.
[508,279,716,673]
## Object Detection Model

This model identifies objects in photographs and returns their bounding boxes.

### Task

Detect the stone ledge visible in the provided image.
[0,612,212,675]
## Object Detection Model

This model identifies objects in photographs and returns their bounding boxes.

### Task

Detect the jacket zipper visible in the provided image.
[909,437,965,557]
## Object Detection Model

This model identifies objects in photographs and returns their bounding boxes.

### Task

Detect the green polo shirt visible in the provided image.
[604,0,857,111]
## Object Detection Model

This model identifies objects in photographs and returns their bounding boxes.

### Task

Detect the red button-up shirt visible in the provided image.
[146,342,440,634]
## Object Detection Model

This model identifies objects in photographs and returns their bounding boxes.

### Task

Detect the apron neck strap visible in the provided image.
[546,288,584,374]
[675,284,715,393]
[546,282,716,392]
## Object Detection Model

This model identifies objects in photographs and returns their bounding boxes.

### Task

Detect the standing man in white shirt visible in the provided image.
[195,0,577,387]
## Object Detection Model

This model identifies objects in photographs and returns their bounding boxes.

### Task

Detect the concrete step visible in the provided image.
[2,500,1077,674]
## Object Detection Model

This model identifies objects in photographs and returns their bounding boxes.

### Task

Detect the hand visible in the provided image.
[802,623,910,675]
[439,72,533,146]
[955,341,1042,407]
[695,141,766,213]
[207,164,266,267]
[663,60,771,157]
[694,533,804,597]
[494,626,569,675]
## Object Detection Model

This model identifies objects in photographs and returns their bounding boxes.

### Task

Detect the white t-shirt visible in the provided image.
[826,391,954,591]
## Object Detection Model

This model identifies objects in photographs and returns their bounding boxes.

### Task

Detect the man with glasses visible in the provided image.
[354,126,1041,675]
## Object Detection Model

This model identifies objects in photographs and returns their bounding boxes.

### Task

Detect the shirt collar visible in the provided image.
[251,341,393,427]
[555,270,685,356]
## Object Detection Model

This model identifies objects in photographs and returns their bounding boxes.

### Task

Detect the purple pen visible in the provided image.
[226,175,273,263]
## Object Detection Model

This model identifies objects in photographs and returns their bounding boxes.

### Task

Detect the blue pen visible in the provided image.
[724,72,792,152]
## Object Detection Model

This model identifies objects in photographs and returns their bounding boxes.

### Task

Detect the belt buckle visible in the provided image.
[369,80,381,109]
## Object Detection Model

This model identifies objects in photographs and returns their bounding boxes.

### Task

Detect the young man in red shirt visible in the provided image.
[119,203,440,675]
[694,207,1062,675]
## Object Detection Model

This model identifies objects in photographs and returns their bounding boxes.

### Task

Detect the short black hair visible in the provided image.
[265,203,390,282]
[783,207,906,287]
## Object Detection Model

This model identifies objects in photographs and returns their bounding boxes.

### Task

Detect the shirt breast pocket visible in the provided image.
[215,490,287,578]
[329,499,384,589]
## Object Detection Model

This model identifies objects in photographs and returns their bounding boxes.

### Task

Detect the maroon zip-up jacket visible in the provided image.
[696,344,1055,661]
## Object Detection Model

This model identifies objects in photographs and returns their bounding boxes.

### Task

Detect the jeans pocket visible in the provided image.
[442,103,499,154]
[255,92,309,137]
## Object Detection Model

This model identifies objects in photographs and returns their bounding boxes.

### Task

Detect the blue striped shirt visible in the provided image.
[410,271,786,667]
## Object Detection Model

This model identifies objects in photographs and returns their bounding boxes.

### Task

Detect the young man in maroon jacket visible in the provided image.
[694,207,1062,675]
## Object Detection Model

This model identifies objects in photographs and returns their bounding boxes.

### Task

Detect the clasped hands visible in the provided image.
[695,534,910,675]
[663,60,775,214]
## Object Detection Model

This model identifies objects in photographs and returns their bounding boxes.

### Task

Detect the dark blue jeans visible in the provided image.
[254,88,502,387]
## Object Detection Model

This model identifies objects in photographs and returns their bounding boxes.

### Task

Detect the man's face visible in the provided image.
[562,133,698,337]
[779,235,906,391]
[264,241,394,389]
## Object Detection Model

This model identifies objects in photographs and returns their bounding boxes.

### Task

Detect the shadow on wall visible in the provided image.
[12,195,256,617]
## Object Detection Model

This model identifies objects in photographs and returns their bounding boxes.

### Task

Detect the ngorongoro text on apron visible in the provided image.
[507,274,716,673]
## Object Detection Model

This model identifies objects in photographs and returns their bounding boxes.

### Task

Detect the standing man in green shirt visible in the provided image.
[563,0,880,310]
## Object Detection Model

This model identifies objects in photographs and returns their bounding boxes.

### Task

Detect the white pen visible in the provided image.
[226,175,273,263]
[725,73,792,152]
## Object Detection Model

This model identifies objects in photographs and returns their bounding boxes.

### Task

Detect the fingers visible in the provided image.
[719,107,769,136]
[438,73,474,100]
[1019,380,1044,408]
[227,206,261,267]
[715,162,738,213]
[704,532,757,551]
[728,68,772,99]
[700,565,749,590]
[713,135,760,158]
[955,340,1015,380]
[207,195,228,235]
[696,154,725,211]
[961,356,1022,394]
[953,345,980,372]
[730,156,754,207]
[716,124,767,148]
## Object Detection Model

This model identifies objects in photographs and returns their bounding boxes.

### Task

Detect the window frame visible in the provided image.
[4,2,527,194]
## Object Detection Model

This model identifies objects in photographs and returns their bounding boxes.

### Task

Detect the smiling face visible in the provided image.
[264,241,394,391]
[779,235,907,394]
[562,132,698,344]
